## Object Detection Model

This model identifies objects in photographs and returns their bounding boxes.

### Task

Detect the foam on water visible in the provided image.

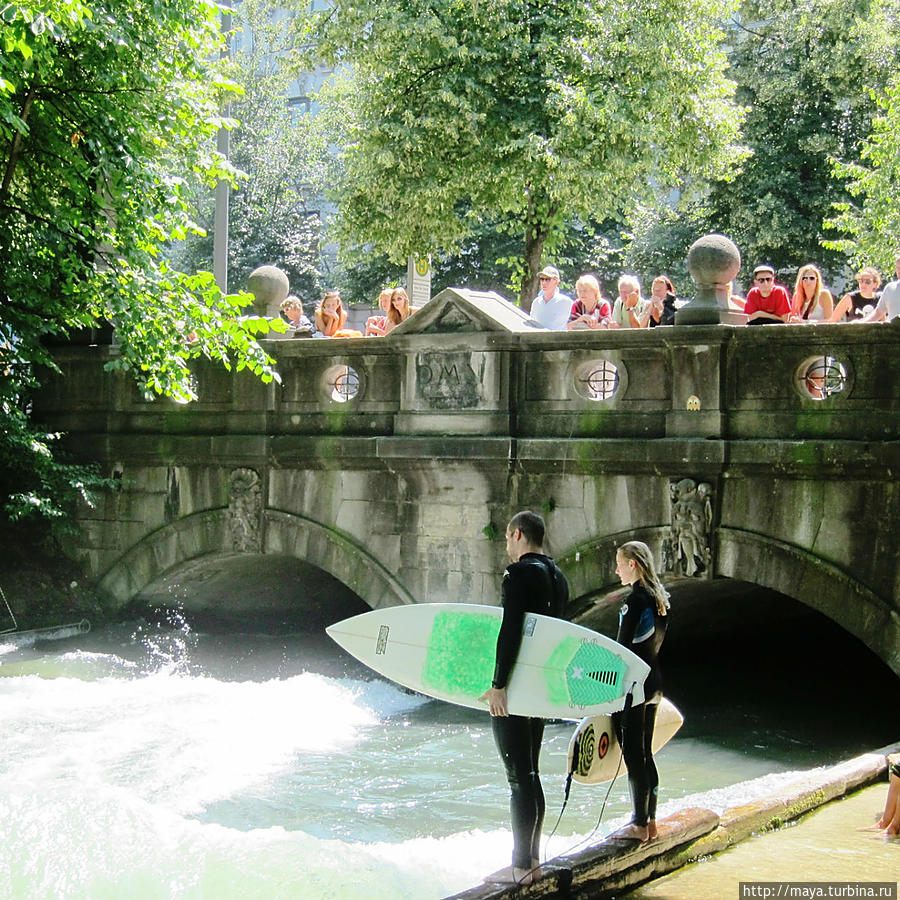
[0,669,384,813]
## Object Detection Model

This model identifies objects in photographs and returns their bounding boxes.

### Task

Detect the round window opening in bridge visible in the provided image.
[322,364,360,403]
[796,355,847,401]
[574,359,620,402]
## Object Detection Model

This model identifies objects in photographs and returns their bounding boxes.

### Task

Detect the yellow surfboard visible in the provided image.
[566,698,684,784]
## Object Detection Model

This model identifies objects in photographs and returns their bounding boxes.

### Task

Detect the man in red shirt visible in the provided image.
[744,265,791,325]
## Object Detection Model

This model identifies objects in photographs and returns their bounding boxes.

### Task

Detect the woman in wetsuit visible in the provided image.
[613,540,670,843]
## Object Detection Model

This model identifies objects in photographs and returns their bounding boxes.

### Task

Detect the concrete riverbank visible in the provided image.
[445,743,899,900]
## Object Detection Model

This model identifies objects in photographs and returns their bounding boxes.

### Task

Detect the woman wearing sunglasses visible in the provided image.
[829,267,882,322]
[790,265,834,322]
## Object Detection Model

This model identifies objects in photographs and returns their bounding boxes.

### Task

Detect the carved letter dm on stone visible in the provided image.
[229,468,262,553]
[664,478,713,577]
[415,351,483,409]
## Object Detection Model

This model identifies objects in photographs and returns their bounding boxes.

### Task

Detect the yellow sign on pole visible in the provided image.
[407,256,432,307]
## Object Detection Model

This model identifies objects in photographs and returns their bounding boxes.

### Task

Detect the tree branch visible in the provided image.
[1,80,38,195]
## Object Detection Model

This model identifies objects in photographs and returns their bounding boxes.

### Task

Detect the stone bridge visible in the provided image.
[33,289,900,675]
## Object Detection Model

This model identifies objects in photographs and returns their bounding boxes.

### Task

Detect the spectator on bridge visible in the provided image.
[726,282,745,311]
[383,287,420,334]
[610,275,650,328]
[860,253,900,322]
[567,275,611,329]
[280,295,315,336]
[743,265,791,325]
[790,265,834,322]
[530,266,572,330]
[314,290,348,337]
[829,267,882,322]
[647,276,679,327]
[365,289,393,336]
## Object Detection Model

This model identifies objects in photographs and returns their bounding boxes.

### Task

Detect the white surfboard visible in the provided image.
[566,697,684,785]
[326,603,650,719]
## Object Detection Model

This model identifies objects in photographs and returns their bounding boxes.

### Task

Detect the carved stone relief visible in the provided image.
[421,305,482,333]
[229,467,262,553]
[663,477,713,576]
[415,351,484,409]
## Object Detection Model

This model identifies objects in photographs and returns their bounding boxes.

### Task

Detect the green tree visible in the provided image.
[168,0,334,302]
[0,0,285,538]
[697,0,897,280]
[825,72,900,268]
[306,0,743,309]
[0,0,282,403]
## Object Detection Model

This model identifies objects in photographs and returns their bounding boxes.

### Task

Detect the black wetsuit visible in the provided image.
[613,582,668,828]
[490,552,568,870]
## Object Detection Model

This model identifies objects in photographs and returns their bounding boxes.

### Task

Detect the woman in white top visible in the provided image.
[790,264,833,322]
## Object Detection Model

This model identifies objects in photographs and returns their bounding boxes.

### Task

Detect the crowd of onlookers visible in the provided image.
[530,253,900,330]
[275,252,900,338]
[276,286,420,338]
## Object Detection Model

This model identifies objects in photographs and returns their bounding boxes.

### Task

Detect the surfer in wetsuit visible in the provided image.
[612,540,670,843]
[478,510,569,886]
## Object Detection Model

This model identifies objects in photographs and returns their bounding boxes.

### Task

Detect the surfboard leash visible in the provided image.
[544,681,637,860]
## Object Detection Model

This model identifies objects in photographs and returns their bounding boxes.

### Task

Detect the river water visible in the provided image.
[0,614,896,900]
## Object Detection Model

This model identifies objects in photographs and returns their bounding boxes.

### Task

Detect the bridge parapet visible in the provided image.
[32,289,900,674]
[35,292,899,448]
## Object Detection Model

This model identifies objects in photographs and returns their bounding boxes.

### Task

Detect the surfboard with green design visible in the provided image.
[327,603,649,718]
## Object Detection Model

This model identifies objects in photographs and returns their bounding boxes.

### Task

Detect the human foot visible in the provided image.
[484,865,536,885]
[648,820,658,840]
[615,823,650,842]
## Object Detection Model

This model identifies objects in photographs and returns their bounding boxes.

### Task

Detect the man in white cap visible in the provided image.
[530,266,572,330]
[744,264,790,325]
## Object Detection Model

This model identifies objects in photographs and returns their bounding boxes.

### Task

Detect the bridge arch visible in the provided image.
[717,528,900,677]
[97,507,415,614]
[559,526,900,678]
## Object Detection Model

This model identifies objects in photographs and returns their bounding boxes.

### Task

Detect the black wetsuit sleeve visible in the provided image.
[491,566,528,689]
[616,587,641,649]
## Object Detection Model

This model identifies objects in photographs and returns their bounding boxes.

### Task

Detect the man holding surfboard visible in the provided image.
[479,511,569,886]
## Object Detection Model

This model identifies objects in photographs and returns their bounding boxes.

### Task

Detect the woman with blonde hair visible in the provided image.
[830,267,882,322]
[567,274,611,329]
[612,541,670,843]
[384,287,419,333]
[790,265,833,322]
[365,288,393,336]
[314,290,348,337]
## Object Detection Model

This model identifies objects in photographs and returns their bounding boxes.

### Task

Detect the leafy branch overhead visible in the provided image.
[0,0,283,402]
[305,0,745,306]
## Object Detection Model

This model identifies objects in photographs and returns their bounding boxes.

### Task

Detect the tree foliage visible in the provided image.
[0,0,283,403]
[168,0,334,302]
[0,0,288,537]
[307,0,743,307]
[695,0,897,278]
[825,72,900,268]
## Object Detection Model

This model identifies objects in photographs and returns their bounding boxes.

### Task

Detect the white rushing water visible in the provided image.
[0,622,890,900]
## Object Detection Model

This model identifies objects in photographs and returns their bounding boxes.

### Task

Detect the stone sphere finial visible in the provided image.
[676,234,744,325]
[687,234,741,287]
[247,265,290,318]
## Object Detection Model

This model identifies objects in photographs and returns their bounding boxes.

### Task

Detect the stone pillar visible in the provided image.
[675,234,745,326]
[247,265,290,318]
